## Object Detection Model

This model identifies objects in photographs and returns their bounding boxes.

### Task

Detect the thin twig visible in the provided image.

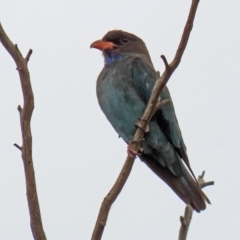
[149,99,171,121]
[178,171,214,240]
[161,55,169,69]
[91,1,201,239]
[17,105,22,113]
[155,99,171,110]
[13,143,22,151]
[0,22,47,240]
[25,49,33,63]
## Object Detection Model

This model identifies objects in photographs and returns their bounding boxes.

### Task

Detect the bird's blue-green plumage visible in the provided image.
[93,30,209,212]
[97,56,183,174]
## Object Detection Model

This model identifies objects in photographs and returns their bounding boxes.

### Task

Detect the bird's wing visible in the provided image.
[131,57,195,178]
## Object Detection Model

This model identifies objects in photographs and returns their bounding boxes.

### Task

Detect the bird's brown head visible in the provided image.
[90,30,153,66]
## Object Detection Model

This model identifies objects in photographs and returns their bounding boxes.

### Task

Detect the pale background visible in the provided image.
[0,0,239,239]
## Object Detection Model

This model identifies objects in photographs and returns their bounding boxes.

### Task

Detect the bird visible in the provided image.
[90,30,210,212]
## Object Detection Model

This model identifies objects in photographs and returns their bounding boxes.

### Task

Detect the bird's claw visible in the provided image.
[135,118,149,133]
[127,141,144,158]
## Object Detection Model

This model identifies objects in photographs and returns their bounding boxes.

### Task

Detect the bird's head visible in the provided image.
[90,30,153,66]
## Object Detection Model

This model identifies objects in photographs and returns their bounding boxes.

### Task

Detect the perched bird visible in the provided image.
[91,30,209,212]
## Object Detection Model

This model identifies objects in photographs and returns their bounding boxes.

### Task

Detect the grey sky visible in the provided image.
[0,0,239,239]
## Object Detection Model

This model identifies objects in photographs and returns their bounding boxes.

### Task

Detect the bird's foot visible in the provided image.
[127,141,144,158]
[135,118,149,133]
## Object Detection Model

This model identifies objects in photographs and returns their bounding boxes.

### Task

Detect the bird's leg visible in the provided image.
[127,140,144,158]
[135,118,149,133]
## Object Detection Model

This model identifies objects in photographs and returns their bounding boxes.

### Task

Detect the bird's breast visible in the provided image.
[96,60,146,143]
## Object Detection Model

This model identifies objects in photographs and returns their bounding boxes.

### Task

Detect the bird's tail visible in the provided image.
[139,155,210,212]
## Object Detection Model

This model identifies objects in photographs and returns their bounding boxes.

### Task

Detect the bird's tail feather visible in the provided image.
[139,155,210,212]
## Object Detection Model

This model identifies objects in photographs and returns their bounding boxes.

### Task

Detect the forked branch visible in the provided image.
[178,171,214,240]
[0,23,47,240]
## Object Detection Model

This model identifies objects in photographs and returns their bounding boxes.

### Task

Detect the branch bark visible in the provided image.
[0,23,47,240]
[91,1,201,239]
[178,171,214,240]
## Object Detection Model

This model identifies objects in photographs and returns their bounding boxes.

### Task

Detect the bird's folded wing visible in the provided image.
[131,57,195,179]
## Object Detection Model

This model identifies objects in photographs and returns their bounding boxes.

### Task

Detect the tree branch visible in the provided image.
[0,23,47,240]
[91,1,201,239]
[178,171,214,240]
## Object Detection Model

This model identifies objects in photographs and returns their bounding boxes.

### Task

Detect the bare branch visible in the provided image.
[201,181,214,189]
[155,99,171,110]
[25,49,33,63]
[148,98,171,121]
[161,55,169,69]
[13,143,22,151]
[91,1,201,239]
[0,22,47,240]
[17,105,22,113]
[178,171,214,240]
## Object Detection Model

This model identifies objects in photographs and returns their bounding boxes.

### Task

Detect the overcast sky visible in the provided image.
[0,0,240,239]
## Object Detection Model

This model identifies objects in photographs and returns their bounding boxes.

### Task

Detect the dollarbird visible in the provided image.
[91,30,210,212]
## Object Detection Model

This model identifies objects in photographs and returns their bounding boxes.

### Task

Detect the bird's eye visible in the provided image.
[120,37,129,44]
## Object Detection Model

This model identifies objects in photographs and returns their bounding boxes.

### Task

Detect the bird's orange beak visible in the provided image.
[90,40,116,51]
